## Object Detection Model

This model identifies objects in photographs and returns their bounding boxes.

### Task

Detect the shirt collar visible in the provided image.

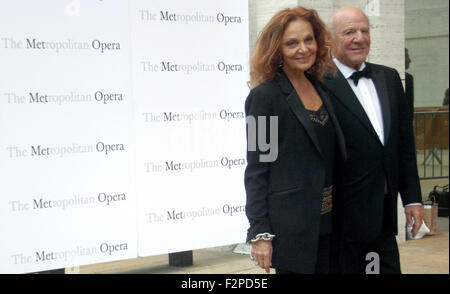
[333,57,367,80]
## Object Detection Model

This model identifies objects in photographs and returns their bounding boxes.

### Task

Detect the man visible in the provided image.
[443,88,449,106]
[405,48,414,118]
[324,7,424,274]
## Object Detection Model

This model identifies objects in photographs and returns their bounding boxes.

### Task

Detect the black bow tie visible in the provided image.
[349,66,371,86]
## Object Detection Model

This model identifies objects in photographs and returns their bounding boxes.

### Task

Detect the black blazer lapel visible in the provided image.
[325,70,380,142]
[276,72,324,159]
[368,63,391,144]
[314,80,347,161]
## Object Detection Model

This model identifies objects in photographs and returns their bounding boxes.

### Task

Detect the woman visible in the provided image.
[244,7,346,274]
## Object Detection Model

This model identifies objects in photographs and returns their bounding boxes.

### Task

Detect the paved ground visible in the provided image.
[78,217,448,274]
[398,217,448,274]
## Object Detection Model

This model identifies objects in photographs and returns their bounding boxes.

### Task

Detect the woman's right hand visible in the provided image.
[251,240,273,273]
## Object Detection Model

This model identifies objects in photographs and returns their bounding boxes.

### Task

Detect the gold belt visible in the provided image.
[321,186,332,215]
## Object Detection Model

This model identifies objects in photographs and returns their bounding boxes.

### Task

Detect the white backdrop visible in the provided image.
[0,0,249,273]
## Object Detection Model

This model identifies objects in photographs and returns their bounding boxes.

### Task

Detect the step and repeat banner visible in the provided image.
[0,0,249,273]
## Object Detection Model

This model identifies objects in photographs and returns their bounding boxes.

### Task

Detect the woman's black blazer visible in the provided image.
[244,71,346,273]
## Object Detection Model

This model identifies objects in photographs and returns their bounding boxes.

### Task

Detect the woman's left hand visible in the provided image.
[251,240,273,273]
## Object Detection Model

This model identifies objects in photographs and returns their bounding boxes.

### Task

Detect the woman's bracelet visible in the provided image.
[250,233,275,243]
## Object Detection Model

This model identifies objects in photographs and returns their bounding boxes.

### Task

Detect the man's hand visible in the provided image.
[251,240,272,273]
[405,205,424,237]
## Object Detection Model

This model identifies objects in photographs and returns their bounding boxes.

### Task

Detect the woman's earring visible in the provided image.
[279,56,283,68]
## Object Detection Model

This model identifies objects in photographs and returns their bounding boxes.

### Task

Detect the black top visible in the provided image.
[307,104,335,235]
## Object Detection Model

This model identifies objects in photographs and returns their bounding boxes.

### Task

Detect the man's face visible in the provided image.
[333,10,370,70]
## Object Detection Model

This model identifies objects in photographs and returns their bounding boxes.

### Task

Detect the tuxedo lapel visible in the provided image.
[368,63,391,144]
[276,72,324,159]
[326,70,380,141]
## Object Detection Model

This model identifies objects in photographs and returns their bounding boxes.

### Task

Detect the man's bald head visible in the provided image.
[331,7,369,34]
[330,6,371,70]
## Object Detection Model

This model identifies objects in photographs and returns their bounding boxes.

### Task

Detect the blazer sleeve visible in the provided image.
[244,87,274,242]
[393,69,423,205]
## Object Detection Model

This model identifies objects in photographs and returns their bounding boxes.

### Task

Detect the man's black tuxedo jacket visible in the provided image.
[244,71,346,273]
[322,63,422,243]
